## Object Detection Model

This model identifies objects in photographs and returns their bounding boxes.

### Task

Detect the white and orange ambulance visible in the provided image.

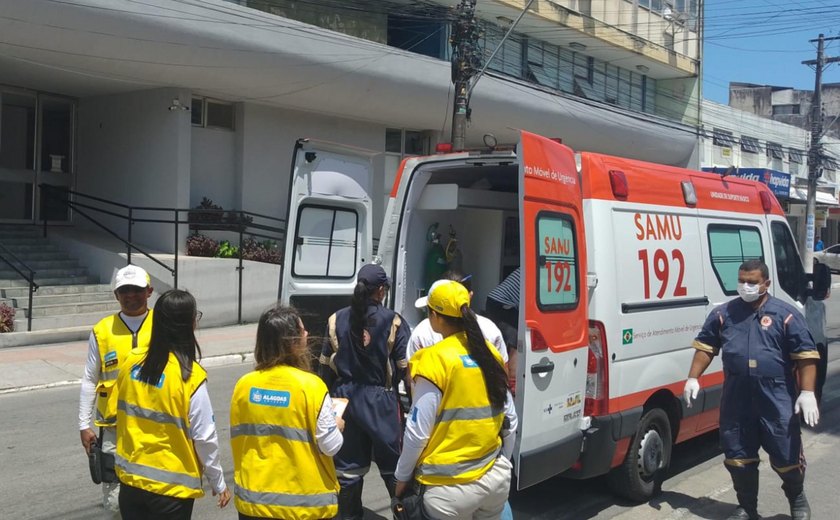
[280,131,830,501]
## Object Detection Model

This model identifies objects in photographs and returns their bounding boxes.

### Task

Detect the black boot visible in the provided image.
[338,480,365,520]
[780,470,809,520]
[728,467,759,520]
[788,492,811,520]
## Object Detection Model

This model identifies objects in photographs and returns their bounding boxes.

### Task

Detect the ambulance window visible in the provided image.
[292,205,358,278]
[771,221,807,303]
[536,212,579,310]
[708,225,763,294]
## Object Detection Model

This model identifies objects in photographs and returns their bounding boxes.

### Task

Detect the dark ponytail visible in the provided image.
[349,282,371,349]
[460,304,508,409]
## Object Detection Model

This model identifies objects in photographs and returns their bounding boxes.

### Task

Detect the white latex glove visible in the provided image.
[794,390,819,427]
[683,378,700,408]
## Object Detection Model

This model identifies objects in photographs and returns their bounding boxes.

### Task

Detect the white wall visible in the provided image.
[191,125,236,209]
[77,87,191,252]
[236,103,386,231]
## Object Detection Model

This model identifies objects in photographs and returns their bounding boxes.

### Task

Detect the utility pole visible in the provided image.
[801,34,840,272]
[450,0,480,151]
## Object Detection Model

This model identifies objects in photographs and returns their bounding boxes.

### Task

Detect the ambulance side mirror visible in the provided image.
[809,262,831,301]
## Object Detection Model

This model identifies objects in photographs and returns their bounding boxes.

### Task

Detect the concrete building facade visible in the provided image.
[0,0,702,326]
[700,100,840,248]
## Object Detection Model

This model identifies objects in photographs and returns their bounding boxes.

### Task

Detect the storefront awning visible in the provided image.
[701,167,791,198]
[789,187,840,206]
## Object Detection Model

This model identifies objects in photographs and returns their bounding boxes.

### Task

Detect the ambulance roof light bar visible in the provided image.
[759,191,773,213]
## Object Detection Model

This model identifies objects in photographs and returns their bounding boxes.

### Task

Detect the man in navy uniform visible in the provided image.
[319,264,410,519]
[683,259,820,520]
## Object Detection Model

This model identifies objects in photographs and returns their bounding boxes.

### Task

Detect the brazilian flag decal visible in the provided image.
[622,329,633,345]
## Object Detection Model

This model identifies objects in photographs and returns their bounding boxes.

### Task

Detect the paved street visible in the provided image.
[1,291,839,519]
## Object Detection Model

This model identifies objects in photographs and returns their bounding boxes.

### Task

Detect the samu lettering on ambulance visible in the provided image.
[634,214,683,241]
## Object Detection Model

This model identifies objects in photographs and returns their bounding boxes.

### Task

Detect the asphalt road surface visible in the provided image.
[1,294,839,519]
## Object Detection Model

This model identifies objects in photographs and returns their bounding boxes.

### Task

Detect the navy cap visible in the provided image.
[357,264,391,288]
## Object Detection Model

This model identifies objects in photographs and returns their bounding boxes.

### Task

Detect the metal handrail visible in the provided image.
[0,242,38,332]
[39,184,286,324]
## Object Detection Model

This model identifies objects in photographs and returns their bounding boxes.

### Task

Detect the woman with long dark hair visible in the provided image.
[318,264,411,520]
[230,305,344,520]
[394,280,517,519]
[115,289,230,519]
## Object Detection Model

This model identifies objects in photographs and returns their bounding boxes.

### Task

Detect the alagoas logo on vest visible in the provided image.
[250,387,291,408]
[130,364,164,388]
[104,350,118,369]
[460,355,478,368]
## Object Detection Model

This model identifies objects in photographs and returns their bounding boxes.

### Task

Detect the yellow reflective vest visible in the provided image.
[230,365,339,520]
[410,332,505,486]
[93,310,153,427]
[115,348,207,499]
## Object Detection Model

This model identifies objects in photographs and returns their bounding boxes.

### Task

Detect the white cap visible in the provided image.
[414,280,450,309]
[114,265,151,290]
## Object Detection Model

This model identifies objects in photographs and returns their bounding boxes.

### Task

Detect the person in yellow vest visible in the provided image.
[115,289,230,519]
[394,280,518,519]
[231,305,344,520]
[79,264,154,519]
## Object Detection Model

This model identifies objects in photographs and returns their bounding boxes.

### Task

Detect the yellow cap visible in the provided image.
[426,280,470,318]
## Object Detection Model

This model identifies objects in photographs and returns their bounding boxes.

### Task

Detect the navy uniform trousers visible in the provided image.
[320,302,409,520]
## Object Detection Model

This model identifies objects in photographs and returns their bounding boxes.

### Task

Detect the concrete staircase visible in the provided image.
[0,226,117,333]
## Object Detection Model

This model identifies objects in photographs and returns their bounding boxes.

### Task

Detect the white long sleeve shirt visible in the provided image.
[315,395,344,456]
[78,312,148,431]
[188,381,227,494]
[394,377,518,482]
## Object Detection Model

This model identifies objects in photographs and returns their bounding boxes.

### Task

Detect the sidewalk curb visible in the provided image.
[0,351,254,396]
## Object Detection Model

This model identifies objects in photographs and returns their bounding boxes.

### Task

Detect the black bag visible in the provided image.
[391,489,429,520]
[88,438,118,485]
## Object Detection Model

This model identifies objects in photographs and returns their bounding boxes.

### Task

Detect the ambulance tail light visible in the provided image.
[759,191,773,213]
[609,170,629,199]
[585,320,609,416]
[530,327,549,351]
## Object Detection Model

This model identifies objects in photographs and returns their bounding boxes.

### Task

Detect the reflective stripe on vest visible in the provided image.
[417,447,501,478]
[436,405,497,423]
[118,400,188,433]
[115,454,202,491]
[235,484,338,508]
[100,371,119,382]
[230,423,312,443]
[231,365,339,519]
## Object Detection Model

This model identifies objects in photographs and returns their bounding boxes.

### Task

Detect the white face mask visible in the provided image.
[737,282,765,302]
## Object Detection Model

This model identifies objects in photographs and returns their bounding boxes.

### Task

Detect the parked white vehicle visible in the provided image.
[815,244,840,273]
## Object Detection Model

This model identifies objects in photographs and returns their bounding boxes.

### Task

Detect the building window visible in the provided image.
[766,142,784,160]
[772,104,800,115]
[740,136,761,154]
[712,129,736,148]
[191,98,234,130]
[384,128,430,209]
[789,149,804,164]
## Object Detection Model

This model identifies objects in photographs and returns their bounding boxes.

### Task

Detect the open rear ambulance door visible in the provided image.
[515,131,590,489]
[280,139,377,333]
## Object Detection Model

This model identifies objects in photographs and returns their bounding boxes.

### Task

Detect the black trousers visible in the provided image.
[119,483,195,520]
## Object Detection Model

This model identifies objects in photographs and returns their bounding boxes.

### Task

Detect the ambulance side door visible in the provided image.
[515,131,590,489]
[280,139,377,332]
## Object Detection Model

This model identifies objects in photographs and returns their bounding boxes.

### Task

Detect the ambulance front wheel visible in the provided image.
[606,407,673,503]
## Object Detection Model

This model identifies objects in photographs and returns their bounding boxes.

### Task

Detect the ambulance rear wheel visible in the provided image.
[606,407,672,503]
